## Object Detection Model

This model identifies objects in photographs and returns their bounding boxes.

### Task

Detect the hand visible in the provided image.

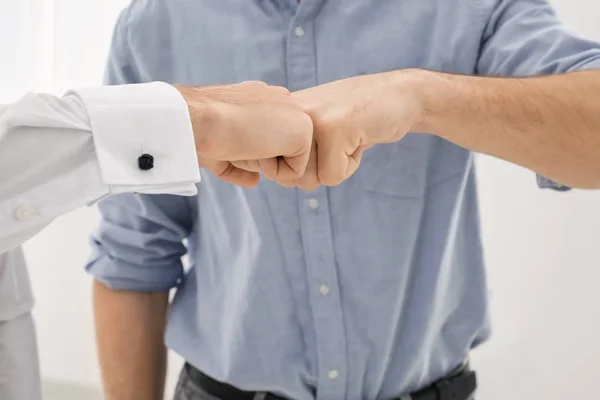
[177,81,313,187]
[281,70,424,190]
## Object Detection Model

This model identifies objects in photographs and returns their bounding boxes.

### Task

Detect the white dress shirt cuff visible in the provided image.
[68,82,200,196]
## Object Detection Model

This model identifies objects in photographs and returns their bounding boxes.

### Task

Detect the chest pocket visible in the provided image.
[359,134,431,199]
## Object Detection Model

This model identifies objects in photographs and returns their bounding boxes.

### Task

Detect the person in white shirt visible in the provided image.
[0,80,312,400]
[0,80,313,253]
[0,247,40,400]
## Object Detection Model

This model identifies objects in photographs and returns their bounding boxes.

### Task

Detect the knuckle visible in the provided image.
[313,118,338,136]
[299,183,319,191]
[277,179,297,188]
[298,175,320,191]
[319,170,344,187]
[247,159,261,172]
[288,117,314,152]
[272,85,291,96]
[301,111,314,128]
[287,171,304,181]
[295,113,314,139]
[240,80,267,87]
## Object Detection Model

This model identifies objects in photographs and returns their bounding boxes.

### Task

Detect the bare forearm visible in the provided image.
[93,280,169,400]
[410,69,600,188]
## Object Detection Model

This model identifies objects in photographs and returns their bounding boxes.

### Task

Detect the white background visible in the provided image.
[1,0,599,399]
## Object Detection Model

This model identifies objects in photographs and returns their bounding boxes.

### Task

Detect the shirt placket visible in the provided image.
[300,189,349,400]
[286,3,348,399]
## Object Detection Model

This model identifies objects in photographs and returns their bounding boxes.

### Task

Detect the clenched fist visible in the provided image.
[177,81,313,187]
[277,70,424,190]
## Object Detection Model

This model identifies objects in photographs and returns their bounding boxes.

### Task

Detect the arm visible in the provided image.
[93,280,169,400]
[0,84,199,253]
[413,69,600,189]
[418,0,600,189]
[0,80,313,253]
[289,0,600,190]
[88,14,188,399]
[1,7,313,253]
[88,191,193,400]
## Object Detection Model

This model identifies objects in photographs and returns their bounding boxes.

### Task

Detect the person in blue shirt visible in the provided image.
[87,1,600,400]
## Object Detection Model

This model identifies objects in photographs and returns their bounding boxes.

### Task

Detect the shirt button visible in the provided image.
[294,26,305,37]
[307,198,319,210]
[15,204,36,222]
[319,284,330,296]
[328,369,339,380]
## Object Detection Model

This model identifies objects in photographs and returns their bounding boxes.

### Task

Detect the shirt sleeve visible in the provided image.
[86,192,194,292]
[476,0,600,191]
[0,83,200,253]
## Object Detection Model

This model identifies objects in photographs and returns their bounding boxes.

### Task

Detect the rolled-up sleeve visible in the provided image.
[86,193,193,292]
[476,0,600,190]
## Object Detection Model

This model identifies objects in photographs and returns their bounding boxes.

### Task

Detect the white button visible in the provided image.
[319,284,330,296]
[295,26,305,37]
[328,369,339,380]
[307,198,319,210]
[15,204,36,222]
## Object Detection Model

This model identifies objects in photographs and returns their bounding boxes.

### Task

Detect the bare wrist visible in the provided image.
[382,69,429,134]
[410,69,471,136]
[392,69,451,134]
[174,85,222,159]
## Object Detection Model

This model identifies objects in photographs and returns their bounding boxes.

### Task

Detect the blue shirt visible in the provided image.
[87,1,600,399]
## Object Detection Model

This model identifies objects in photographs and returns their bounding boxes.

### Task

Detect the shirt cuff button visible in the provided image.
[15,204,36,222]
[138,153,155,170]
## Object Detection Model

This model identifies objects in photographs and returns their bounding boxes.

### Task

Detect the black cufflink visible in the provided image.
[138,153,154,170]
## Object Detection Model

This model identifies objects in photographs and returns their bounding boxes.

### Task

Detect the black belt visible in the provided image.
[185,363,477,400]
[407,369,477,400]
